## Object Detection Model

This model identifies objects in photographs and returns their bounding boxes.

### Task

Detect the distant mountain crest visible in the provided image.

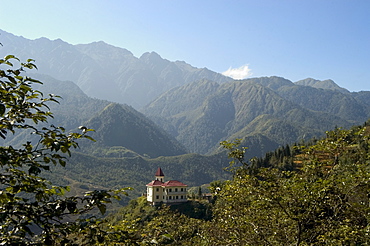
[243,76,293,90]
[0,29,232,109]
[295,78,349,94]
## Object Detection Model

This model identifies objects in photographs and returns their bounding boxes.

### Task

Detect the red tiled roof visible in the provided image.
[146,180,164,186]
[162,180,187,187]
[155,167,164,176]
[147,180,187,187]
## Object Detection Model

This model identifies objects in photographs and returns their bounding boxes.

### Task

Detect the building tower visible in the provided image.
[155,167,164,182]
[146,167,188,205]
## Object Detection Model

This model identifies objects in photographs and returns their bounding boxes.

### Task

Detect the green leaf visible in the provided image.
[98,204,106,215]
[0,104,5,116]
[4,55,18,61]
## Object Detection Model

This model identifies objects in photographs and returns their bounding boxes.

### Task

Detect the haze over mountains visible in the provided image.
[1,29,370,197]
[0,29,231,109]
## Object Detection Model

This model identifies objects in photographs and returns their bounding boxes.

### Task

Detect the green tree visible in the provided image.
[205,130,370,245]
[139,206,204,245]
[0,55,130,245]
[197,186,202,200]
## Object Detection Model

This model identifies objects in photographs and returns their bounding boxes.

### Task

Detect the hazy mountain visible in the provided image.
[2,74,187,160]
[31,74,112,127]
[0,29,232,108]
[142,77,367,155]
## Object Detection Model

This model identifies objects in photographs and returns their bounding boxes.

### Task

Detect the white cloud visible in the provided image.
[222,64,252,80]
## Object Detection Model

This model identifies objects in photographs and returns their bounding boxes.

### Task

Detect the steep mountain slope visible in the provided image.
[278,85,368,123]
[144,79,221,119]
[83,103,187,158]
[228,114,322,145]
[142,77,362,154]
[0,29,232,108]
[352,91,370,124]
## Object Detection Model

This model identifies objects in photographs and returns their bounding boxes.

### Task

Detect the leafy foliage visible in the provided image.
[0,56,130,245]
[107,197,209,245]
[204,124,370,245]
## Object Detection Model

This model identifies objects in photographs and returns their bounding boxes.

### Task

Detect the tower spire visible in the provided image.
[155,167,164,182]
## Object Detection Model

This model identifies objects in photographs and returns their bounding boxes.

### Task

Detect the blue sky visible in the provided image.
[1,0,369,91]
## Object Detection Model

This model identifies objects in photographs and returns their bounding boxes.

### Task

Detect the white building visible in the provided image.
[146,167,188,205]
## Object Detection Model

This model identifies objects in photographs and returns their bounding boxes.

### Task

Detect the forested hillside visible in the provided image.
[45,151,230,202]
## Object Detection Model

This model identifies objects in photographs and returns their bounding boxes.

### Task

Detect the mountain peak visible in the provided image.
[295,78,349,94]
[140,51,166,63]
[86,102,187,158]
[77,41,133,56]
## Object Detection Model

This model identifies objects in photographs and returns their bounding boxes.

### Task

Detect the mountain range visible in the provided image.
[1,29,370,200]
[142,76,370,154]
[0,29,231,109]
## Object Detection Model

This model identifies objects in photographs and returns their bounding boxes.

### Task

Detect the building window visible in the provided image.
[169,196,172,199]
[176,196,178,199]
[175,188,178,192]
[181,195,183,199]
[163,188,165,192]
[156,188,159,192]
[169,188,172,192]
[156,195,159,199]
[181,188,183,192]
